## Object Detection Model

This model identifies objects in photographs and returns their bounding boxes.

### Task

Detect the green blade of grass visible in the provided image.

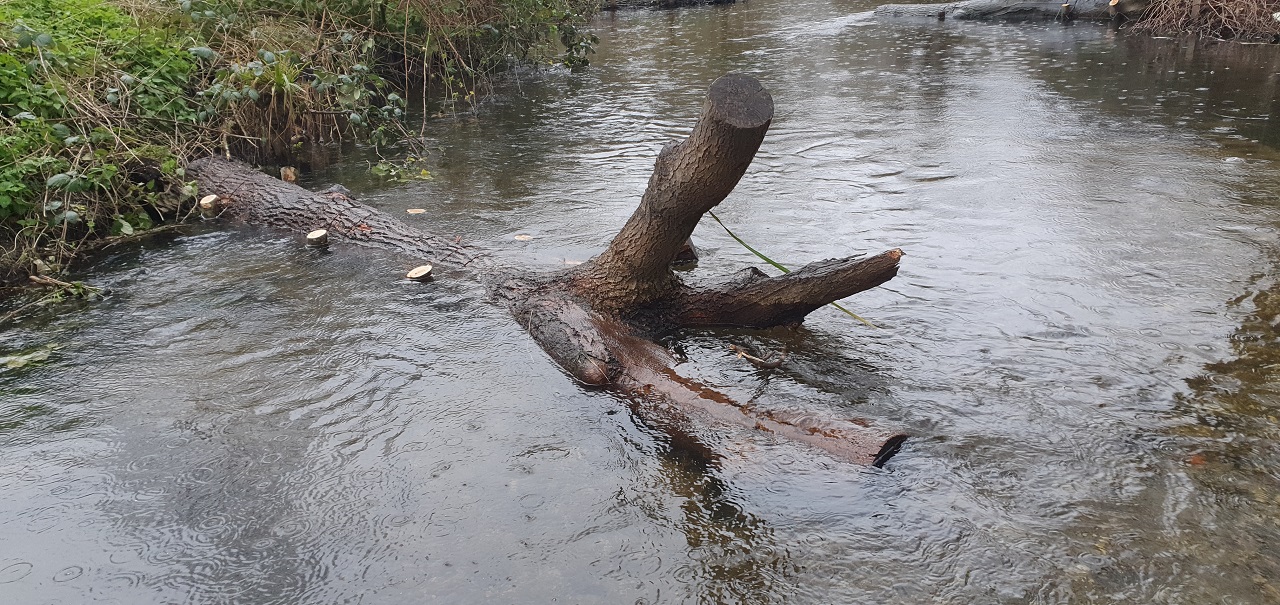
[706,210,878,328]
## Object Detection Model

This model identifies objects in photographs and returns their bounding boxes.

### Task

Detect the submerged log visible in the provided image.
[189,74,907,467]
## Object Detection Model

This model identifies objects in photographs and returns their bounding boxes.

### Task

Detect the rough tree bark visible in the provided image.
[188,74,907,467]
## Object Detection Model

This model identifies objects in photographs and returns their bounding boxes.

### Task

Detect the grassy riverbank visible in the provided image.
[0,0,596,284]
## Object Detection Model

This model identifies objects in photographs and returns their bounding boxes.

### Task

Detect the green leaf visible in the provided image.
[116,217,133,235]
[188,46,219,61]
[33,33,53,48]
[1,345,55,370]
[46,173,72,189]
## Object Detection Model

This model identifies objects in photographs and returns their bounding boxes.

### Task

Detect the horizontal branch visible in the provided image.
[187,156,483,269]
[674,249,903,328]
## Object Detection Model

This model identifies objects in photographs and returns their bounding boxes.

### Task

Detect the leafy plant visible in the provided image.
[371,156,434,181]
[0,0,599,282]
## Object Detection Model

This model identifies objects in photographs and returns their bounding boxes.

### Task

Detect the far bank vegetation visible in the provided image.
[1133,0,1280,40]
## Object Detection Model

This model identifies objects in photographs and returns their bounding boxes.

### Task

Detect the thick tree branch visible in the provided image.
[673,249,903,328]
[568,73,774,312]
[188,157,484,269]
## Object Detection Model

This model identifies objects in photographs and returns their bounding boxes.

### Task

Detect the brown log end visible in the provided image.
[706,73,774,129]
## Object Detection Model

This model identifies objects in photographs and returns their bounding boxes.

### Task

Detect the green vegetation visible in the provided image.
[0,0,597,282]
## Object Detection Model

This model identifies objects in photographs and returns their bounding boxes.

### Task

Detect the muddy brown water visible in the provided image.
[4,0,1280,602]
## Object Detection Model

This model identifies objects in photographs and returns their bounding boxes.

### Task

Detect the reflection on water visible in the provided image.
[4,0,1280,602]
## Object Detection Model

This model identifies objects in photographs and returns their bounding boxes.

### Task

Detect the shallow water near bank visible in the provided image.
[4,1,1280,603]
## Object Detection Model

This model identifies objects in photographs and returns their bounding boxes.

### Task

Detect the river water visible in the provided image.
[4,1,1280,603]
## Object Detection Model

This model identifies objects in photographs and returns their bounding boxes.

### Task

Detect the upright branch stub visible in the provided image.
[570,73,774,313]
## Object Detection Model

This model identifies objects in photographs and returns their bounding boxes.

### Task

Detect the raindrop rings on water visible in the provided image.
[52,565,84,582]
[273,518,313,538]
[195,515,229,533]
[0,562,34,584]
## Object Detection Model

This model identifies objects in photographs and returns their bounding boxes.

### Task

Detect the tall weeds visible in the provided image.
[0,0,597,282]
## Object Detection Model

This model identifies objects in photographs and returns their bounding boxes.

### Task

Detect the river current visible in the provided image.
[3,0,1280,602]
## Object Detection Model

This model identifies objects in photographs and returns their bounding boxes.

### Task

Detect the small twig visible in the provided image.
[0,292,58,326]
[74,224,193,255]
[28,275,75,288]
[0,275,101,325]
[729,344,788,369]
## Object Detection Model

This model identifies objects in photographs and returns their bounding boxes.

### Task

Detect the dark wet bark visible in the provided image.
[189,74,907,466]
[669,251,903,328]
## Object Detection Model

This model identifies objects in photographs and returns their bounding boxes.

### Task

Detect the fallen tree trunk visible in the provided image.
[874,0,1148,21]
[189,74,906,467]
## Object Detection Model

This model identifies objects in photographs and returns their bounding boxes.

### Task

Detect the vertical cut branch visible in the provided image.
[570,73,774,312]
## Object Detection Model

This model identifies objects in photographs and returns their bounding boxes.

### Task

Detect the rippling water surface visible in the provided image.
[5,1,1280,602]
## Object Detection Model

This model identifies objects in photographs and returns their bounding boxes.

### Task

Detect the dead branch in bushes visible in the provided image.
[1133,0,1280,40]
